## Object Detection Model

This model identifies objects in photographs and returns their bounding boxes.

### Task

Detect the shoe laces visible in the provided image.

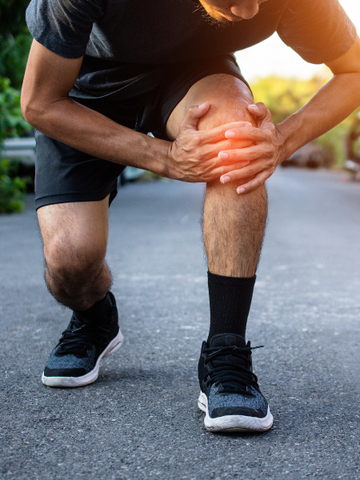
[203,344,263,396]
[56,315,112,357]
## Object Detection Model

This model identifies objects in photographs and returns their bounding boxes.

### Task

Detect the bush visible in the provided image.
[0,0,33,213]
[0,76,32,213]
[0,0,32,89]
[0,32,32,89]
[0,76,31,143]
[251,73,330,125]
[0,159,27,213]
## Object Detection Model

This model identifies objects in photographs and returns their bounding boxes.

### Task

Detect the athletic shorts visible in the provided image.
[34,54,248,209]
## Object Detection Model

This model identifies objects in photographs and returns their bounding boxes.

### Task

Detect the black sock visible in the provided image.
[74,292,113,323]
[207,271,256,342]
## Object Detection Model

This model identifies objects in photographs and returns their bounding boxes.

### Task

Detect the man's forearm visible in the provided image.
[23,95,170,176]
[276,71,360,162]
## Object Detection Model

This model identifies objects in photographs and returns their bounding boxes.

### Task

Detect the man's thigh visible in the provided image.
[166,73,255,139]
[37,197,110,264]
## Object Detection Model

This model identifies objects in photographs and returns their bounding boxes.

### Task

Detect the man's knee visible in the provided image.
[37,199,110,292]
[196,77,255,132]
[44,233,106,289]
[167,73,255,139]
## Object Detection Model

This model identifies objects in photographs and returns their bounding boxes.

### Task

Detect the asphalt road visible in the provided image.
[1,168,360,479]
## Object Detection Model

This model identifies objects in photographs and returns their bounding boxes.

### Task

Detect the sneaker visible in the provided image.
[42,292,123,388]
[198,333,273,433]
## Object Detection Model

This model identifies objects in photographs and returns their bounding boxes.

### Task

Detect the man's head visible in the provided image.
[199,0,268,24]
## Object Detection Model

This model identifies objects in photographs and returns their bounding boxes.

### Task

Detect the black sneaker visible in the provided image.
[42,292,123,387]
[198,333,273,433]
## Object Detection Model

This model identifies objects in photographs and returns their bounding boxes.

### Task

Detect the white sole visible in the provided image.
[42,330,124,388]
[198,391,274,433]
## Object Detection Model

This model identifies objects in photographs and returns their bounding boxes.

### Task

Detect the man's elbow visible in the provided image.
[21,91,36,126]
[326,36,360,76]
[21,92,46,129]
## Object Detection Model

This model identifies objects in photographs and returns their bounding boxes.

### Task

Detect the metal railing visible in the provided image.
[1,137,146,182]
[1,137,36,164]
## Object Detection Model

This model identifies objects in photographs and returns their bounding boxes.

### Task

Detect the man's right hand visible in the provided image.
[166,102,255,183]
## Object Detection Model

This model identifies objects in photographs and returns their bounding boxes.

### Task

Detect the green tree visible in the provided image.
[0,76,30,143]
[0,159,26,213]
[0,0,31,140]
[0,0,32,88]
[0,0,32,212]
[251,73,329,125]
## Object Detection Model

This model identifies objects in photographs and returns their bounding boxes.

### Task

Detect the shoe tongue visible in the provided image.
[74,294,114,325]
[74,309,112,326]
[208,333,248,368]
[209,333,246,349]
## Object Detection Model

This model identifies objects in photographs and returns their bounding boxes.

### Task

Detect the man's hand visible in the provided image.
[166,102,255,183]
[219,102,285,194]
[216,36,360,195]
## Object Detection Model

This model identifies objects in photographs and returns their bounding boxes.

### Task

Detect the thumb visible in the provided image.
[247,102,271,124]
[180,102,210,131]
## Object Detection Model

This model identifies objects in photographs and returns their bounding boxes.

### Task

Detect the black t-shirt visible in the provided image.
[26,0,357,100]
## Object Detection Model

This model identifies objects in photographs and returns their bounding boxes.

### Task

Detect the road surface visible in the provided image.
[1,168,360,479]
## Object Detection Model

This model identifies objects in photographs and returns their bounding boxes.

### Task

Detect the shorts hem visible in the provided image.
[35,188,118,210]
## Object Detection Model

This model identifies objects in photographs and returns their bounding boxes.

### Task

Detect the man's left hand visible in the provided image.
[219,102,285,194]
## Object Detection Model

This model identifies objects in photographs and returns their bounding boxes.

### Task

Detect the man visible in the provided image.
[21,0,360,433]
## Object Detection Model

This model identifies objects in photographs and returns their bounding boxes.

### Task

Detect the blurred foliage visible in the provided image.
[0,74,32,213]
[0,159,27,213]
[251,72,359,165]
[251,73,329,125]
[0,76,31,143]
[0,0,32,212]
[0,0,32,141]
[0,0,32,88]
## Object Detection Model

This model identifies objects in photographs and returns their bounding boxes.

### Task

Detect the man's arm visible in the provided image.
[21,40,251,183]
[218,36,360,194]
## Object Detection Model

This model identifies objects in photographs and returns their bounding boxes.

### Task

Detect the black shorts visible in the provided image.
[34,54,248,209]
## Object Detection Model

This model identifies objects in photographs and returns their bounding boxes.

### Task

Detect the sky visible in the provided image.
[235,0,360,81]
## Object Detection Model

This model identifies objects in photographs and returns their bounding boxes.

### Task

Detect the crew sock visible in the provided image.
[207,271,256,342]
[74,292,113,323]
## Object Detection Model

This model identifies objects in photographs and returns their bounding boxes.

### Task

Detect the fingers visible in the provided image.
[173,101,277,186]
[224,125,270,144]
[182,102,251,134]
[219,154,273,180]
[219,158,275,193]
[203,160,251,182]
[247,102,274,130]
[181,102,272,144]
[218,141,275,166]
[180,102,211,131]
[235,171,271,194]
[247,102,270,120]
[181,103,254,139]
